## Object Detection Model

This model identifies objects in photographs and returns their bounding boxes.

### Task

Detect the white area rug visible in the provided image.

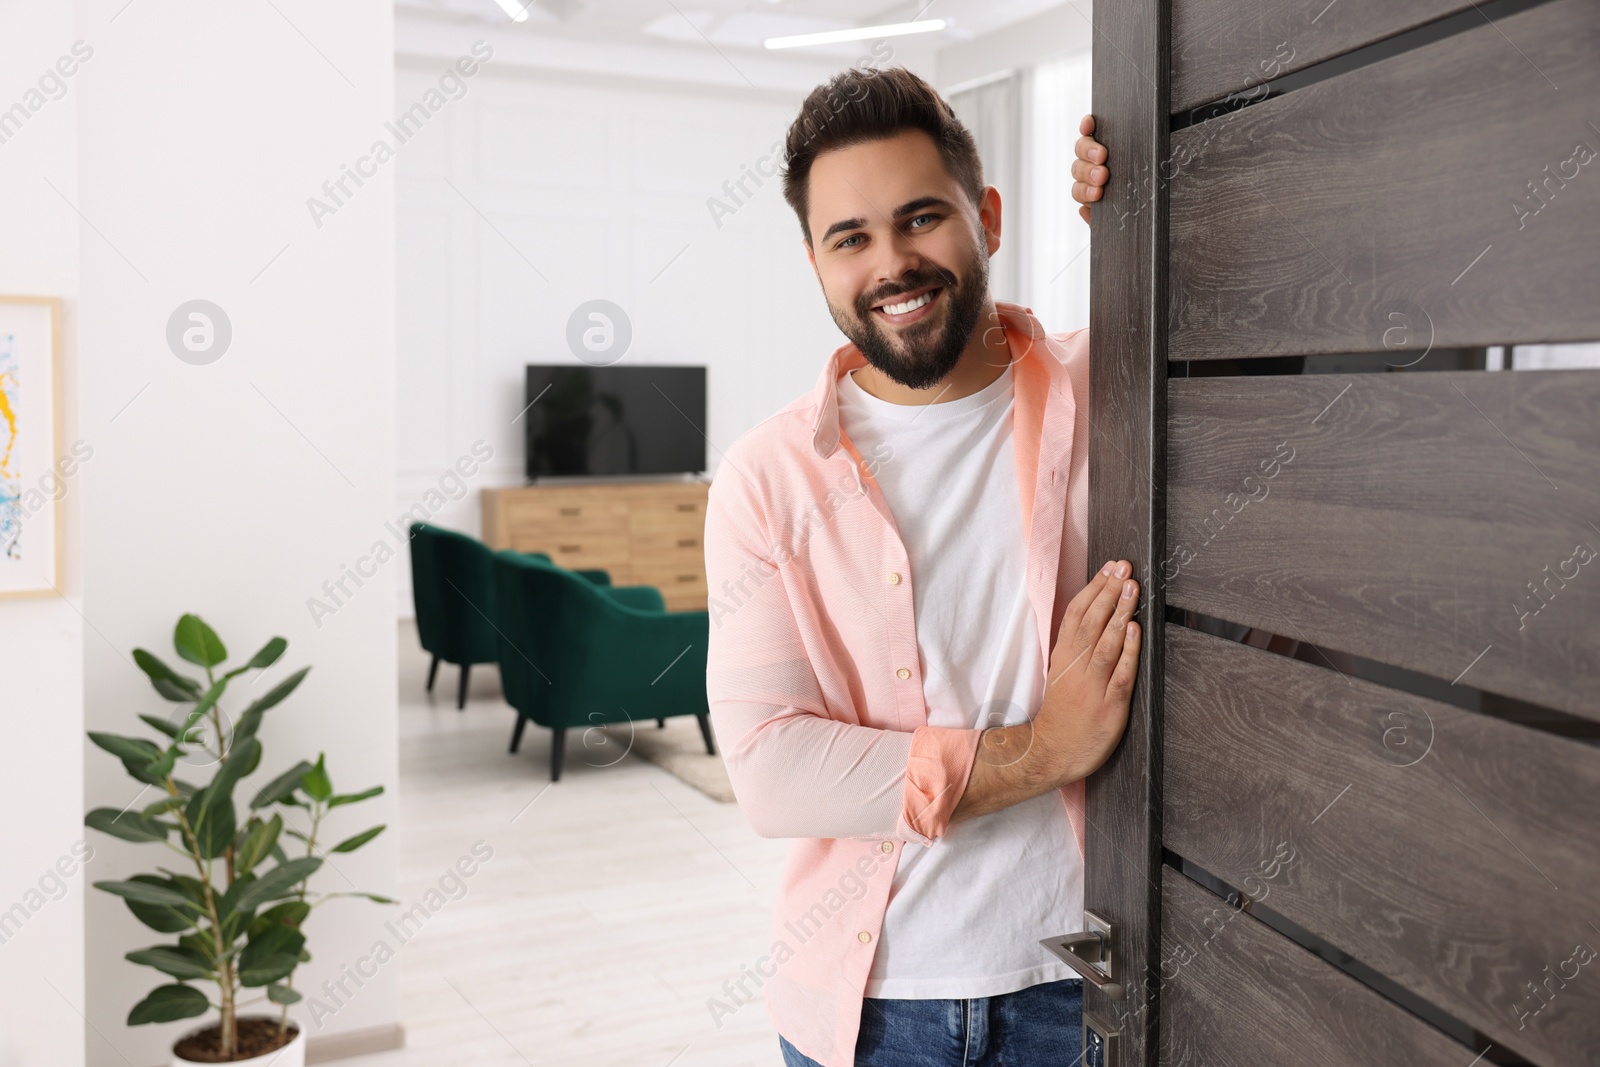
[595,715,736,803]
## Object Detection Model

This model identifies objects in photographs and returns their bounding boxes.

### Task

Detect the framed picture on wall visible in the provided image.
[0,295,65,599]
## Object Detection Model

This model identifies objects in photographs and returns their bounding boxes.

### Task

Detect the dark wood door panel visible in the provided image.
[1163,623,1600,1065]
[1171,0,1478,113]
[1167,0,1600,360]
[1086,0,1170,1056]
[1164,370,1600,718]
[1159,869,1476,1066]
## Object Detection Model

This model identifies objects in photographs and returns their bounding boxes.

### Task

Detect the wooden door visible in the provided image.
[1070,1,1600,1064]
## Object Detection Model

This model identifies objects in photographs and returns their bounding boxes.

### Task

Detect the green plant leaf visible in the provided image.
[119,875,200,934]
[248,900,311,940]
[85,807,169,844]
[327,785,384,809]
[210,736,261,804]
[88,732,162,764]
[126,945,213,981]
[266,983,302,1005]
[251,761,314,809]
[236,737,263,778]
[132,648,205,702]
[87,733,171,785]
[243,921,305,967]
[173,614,227,668]
[233,667,311,746]
[127,984,209,1026]
[219,905,256,946]
[321,891,397,904]
[95,879,196,909]
[178,931,217,963]
[138,714,182,739]
[300,754,332,803]
[183,789,236,860]
[143,746,178,783]
[179,735,255,858]
[224,636,288,679]
[171,680,228,751]
[143,795,187,817]
[235,813,283,876]
[153,870,210,910]
[155,677,199,701]
[329,825,385,854]
[231,857,322,914]
[238,953,299,988]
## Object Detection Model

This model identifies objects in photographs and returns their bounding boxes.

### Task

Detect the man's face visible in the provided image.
[804,129,1000,390]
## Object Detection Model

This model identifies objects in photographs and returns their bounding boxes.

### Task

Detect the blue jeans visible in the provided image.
[778,978,1083,1067]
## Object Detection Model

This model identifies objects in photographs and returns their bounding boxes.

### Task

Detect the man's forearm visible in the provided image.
[948,723,1065,825]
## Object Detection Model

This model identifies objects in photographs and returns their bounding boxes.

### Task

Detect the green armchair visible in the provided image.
[408,522,502,709]
[408,522,615,709]
[492,549,715,781]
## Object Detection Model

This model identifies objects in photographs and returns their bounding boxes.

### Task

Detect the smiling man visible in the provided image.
[702,67,1131,1067]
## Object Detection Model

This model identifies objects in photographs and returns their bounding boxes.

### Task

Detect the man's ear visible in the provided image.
[978,186,1002,258]
[804,238,819,283]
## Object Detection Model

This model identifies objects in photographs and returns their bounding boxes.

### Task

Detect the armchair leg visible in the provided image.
[657,718,665,729]
[509,715,527,754]
[551,728,566,782]
[426,655,440,692]
[457,663,470,711]
[695,713,716,756]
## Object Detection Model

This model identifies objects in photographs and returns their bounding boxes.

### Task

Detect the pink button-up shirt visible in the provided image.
[702,301,1090,1067]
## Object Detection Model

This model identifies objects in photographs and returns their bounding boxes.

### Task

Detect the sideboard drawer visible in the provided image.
[482,481,710,609]
[630,495,707,537]
[510,533,631,573]
[634,529,704,560]
[505,496,630,534]
[630,564,707,598]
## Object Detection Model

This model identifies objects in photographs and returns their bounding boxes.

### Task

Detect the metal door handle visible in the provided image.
[1041,910,1125,998]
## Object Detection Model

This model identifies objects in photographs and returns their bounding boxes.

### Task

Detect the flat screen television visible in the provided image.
[524,364,706,479]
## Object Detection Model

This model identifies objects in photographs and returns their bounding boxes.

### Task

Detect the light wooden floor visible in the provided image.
[320,621,791,1066]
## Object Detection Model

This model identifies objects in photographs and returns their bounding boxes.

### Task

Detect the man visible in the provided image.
[703,66,1121,1067]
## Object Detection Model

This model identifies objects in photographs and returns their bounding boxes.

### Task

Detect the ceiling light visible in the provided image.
[763,19,946,49]
[494,0,531,22]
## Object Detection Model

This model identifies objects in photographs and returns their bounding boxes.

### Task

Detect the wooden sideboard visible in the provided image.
[481,480,710,612]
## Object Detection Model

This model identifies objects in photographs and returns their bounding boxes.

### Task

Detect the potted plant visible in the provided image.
[84,614,392,1065]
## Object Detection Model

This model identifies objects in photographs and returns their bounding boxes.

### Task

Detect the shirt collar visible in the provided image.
[808,300,1056,458]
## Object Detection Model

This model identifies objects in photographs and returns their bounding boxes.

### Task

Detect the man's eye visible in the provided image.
[837,234,863,249]
[907,213,938,228]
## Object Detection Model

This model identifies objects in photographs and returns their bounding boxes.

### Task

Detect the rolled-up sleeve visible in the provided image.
[704,462,981,845]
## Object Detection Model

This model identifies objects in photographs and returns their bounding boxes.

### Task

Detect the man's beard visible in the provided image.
[828,246,989,391]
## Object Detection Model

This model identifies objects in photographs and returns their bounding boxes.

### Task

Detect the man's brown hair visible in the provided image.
[780,66,984,246]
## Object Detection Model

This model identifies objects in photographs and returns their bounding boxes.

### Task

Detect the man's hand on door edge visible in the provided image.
[1073,113,1109,226]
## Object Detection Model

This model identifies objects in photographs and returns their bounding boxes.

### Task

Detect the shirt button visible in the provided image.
[887,572,901,585]
[858,931,873,943]
[896,667,911,680]
[880,841,894,853]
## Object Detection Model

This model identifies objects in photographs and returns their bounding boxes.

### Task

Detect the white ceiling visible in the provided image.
[394,0,1073,60]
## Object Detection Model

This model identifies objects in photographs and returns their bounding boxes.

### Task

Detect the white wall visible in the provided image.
[937,2,1092,90]
[71,0,400,1063]
[387,17,1096,620]
[0,3,86,1064]
[391,52,866,614]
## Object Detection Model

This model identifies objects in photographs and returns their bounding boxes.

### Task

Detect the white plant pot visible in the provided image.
[171,1015,305,1067]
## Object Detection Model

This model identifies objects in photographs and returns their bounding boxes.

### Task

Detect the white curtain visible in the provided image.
[1019,49,1093,334]
[948,74,1022,303]
[1489,343,1600,369]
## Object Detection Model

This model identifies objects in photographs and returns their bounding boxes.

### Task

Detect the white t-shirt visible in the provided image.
[837,361,1083,1000]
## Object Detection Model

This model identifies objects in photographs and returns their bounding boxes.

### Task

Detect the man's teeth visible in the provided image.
[880,290,934,316]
